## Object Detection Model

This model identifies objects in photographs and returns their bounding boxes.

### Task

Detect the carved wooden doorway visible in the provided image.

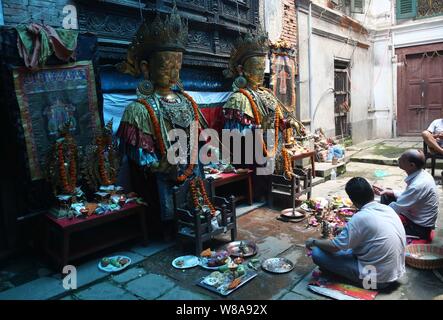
[397,43,443,135]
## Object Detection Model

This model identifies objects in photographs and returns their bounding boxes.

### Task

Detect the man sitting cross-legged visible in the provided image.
[306,177,406,290]
[373,150,438,241]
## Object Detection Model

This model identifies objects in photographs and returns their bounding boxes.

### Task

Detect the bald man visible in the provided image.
[423,119,443,155]
[373,150,438,241]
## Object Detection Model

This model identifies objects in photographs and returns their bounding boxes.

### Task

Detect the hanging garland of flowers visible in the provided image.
[56,136,77,194]
[137,99,166,157]
[282,148,294,180]
[96,135,115,186]
[238,88,282,157]
[190,177,216,216]
[239,88,297,178]
[177,92,200,183]
[138,91,200,183]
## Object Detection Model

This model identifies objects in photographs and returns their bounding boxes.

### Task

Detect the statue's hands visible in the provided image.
[289,119,306,136]
[289,119,300,130]
[151,157,180,181]
[151,156,172,174]
[263,115,273,130]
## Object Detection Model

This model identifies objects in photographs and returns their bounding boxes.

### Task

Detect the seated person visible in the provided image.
[373,150,438,241]
[423,119,443,155]
[306,177,406,290]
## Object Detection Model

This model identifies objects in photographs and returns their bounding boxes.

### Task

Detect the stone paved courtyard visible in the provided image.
[1,139,443,300]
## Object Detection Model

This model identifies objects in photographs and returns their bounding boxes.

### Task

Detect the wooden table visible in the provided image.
[210,170,253,205]
[292,151,316,178]
[44,203,148,270]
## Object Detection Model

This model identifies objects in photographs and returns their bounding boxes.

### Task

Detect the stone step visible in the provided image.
[236,202,266,218]
[311,176,325,187]
[314,161,347,178]
[350,156,398,166]
[350,156,443,169]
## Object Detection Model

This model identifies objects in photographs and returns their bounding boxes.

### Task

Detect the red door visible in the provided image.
[397,43,443,135]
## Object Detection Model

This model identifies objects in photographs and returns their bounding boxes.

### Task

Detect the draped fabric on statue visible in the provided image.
[101,62,232,223]
[111,91,230,222]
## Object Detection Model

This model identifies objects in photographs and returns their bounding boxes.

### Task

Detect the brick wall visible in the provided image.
[1,0,73,27]
[280,0,297,48]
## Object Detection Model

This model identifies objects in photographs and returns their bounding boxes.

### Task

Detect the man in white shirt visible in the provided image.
[306,177,406,290]
[423,119,443,155]
[373,150,438,241]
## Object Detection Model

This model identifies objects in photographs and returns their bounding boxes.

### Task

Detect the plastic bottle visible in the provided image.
[331,169,337,180]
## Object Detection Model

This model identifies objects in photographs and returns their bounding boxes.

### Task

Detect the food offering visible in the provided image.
[224,240,258,258]
[300,197,356,239]
[199,249,232,270]
[172,255,200,269]
[98,256,131,272]
[197,266,257,296]
[262,258,294,274]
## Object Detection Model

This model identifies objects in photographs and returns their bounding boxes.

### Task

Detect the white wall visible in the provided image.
[297,5,374,143]
[264,0,283,42]
[392,16,443,48]
[371,30,395,138]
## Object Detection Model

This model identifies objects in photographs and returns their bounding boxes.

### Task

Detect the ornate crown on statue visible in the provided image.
[117,2,188,77]
[224,30,270,78]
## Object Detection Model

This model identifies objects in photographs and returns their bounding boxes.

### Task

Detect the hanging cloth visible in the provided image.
[16,23,78,71]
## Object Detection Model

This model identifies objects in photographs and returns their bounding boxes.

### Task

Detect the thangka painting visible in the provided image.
[13,60,101,181]
[271,54,297,112]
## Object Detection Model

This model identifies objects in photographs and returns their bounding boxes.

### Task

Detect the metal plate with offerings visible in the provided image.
[196,270,258,296]
[262,258,295,274]
[280,208,306,222]
[98,256,131,272]
[172,255,200,269]
[199,249,232,270]
[224,240,258,258]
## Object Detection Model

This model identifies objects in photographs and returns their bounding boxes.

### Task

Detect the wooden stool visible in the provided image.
[173,179,237,255]
[269,168,313,209]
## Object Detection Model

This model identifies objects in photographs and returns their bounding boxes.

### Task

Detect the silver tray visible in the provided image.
[224,240,258,258]
[262,258,294,274]
[196,270,258,296]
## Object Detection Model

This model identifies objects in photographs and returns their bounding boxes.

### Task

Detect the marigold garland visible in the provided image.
[282,148,294,180]
[138,92,200,183]
[239,88,262,125]
[177,92,200,183]
[137,99,166,157]
[96,136,115,186]
[56,138,77,194]
[238,88,281,157]
[190,177,216,216]
[239,88,298,178]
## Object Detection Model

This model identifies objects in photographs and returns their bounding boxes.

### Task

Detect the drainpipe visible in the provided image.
[308,1,314,130]
[391,31,397,138]
[391,0,397,138]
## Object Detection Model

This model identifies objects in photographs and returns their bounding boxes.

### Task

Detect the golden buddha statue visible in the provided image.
[116,4,203,224]
[223,32,306,179]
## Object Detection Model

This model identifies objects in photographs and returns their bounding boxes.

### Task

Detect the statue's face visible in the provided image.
[148,51,183,88]
[243,56,266,87]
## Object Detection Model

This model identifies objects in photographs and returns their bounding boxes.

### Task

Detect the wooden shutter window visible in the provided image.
[351,0,365,14]
[397,0,417,19]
